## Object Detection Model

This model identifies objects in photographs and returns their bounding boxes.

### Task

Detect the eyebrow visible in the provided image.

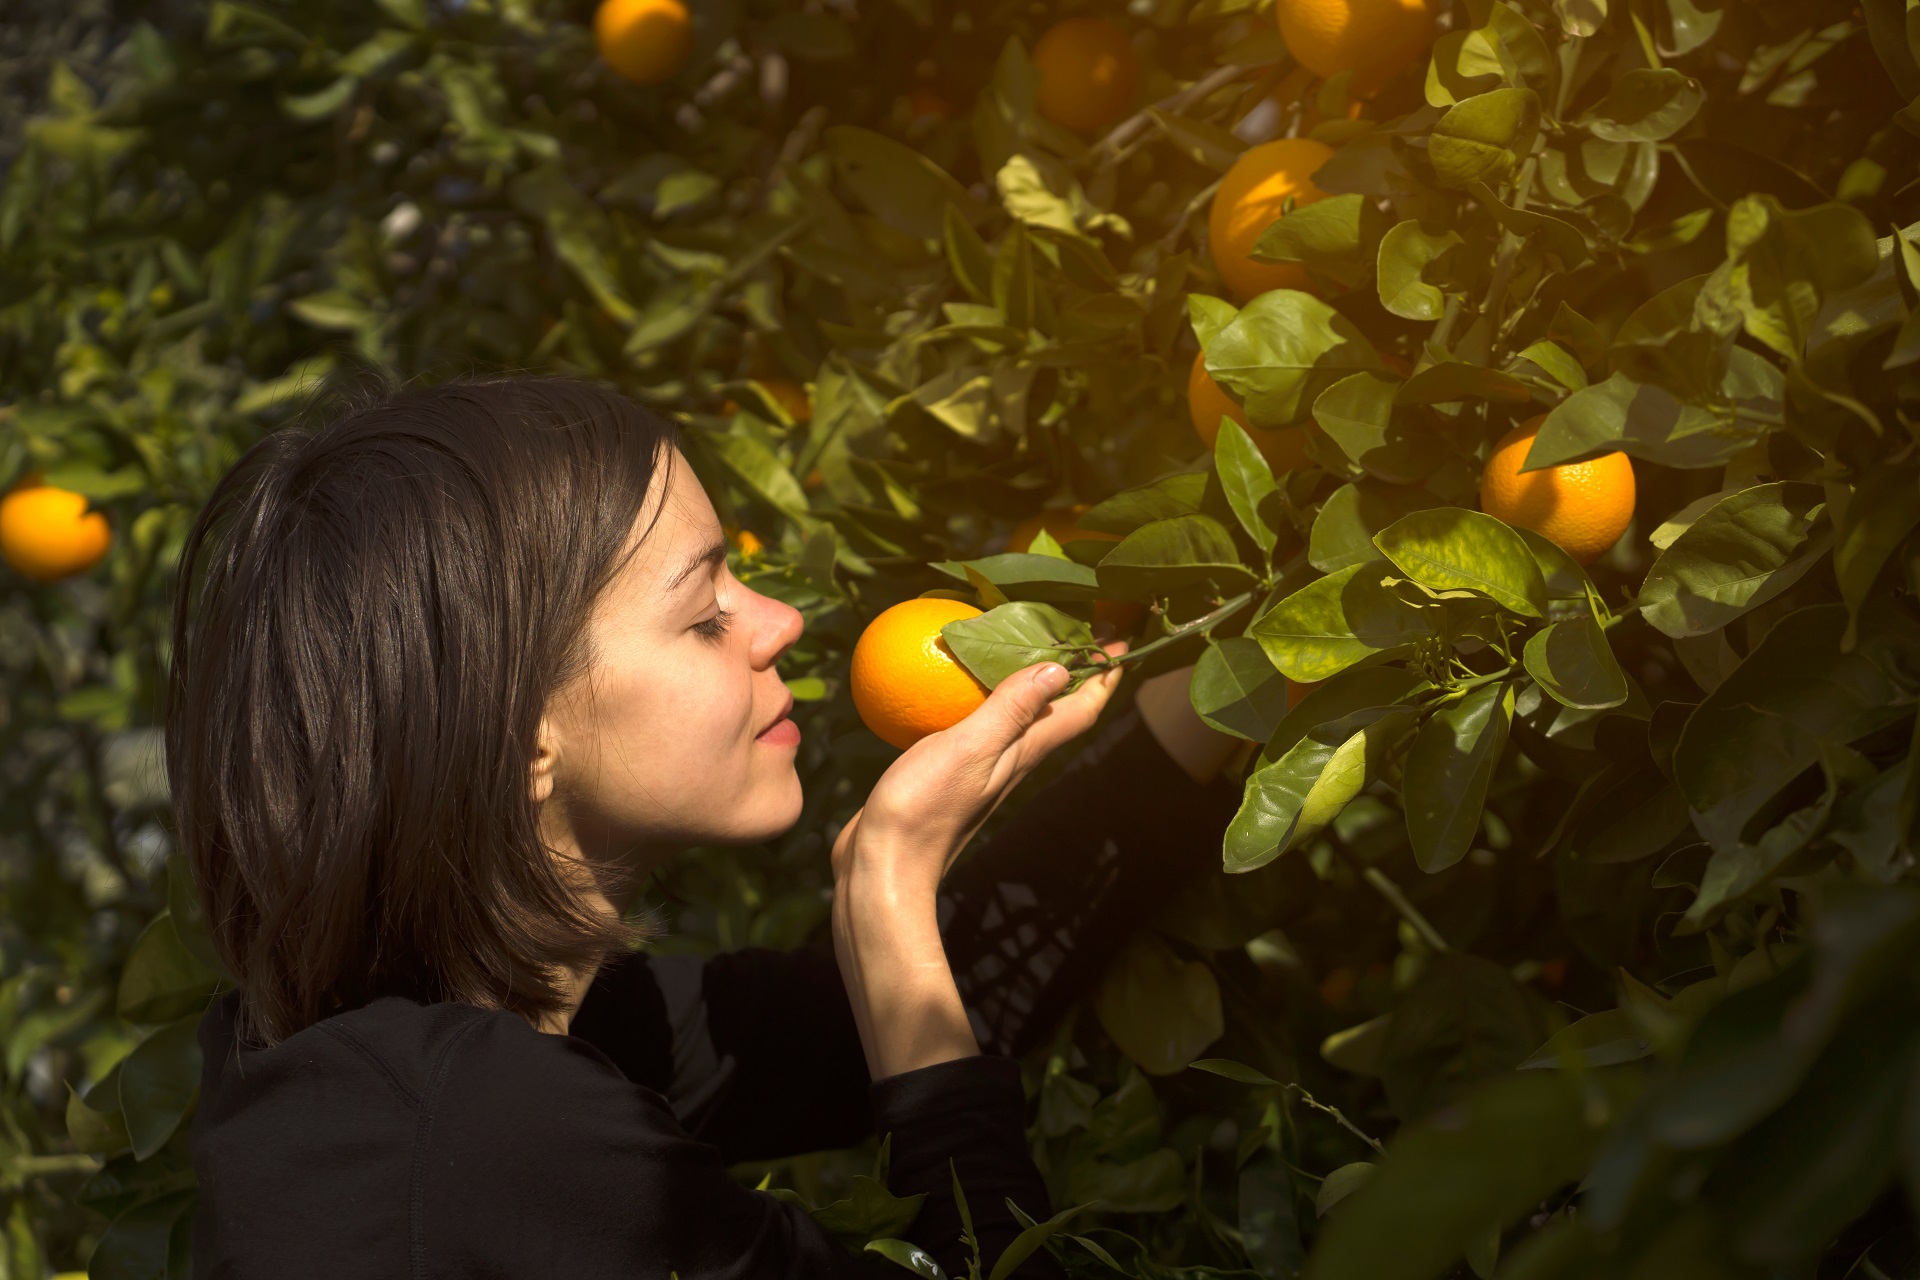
[665,539,730,594]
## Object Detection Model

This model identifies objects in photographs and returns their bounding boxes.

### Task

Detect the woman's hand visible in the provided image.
[829,645,1126,1080]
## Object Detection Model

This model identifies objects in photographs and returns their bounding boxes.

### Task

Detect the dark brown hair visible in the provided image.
[166,376,680,1045]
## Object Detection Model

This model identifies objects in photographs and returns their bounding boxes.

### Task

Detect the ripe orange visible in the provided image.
[1032,17,1139,134]
[1007,505,1143,635]
[1208,138,1336,302]
[594,0,692,86]
[1,482,111,582]
[1479,416,1636,566]
[851,598,991,749]
[732,528,765,557]
[1275,0,1436,93]
[1187,352,1313,475]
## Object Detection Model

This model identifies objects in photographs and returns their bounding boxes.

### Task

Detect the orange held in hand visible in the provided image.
[1275,0,1436,94]
[851,598,991,750]
[1032,17,1139,134]
[594,0,692,86]
[1187,352,1312,475]
[0,481,111,582]
[1480,416,1636,566]
[1208,138,1336,302]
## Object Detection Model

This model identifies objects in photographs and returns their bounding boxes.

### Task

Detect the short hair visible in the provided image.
[166,375,680,1046]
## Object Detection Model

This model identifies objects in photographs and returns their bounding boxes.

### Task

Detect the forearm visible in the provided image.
[832,859,979,1080]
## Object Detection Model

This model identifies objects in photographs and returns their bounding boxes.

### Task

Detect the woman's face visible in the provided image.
[534,447,805,867]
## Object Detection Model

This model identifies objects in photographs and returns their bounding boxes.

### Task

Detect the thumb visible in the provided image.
[968,661,1072,753]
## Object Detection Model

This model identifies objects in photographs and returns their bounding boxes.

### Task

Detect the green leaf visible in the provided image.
[942,602,1096,690]
[1523,613,1628,710]
[1512,340,1587,392]
[66,1083,129,1156]
[1834,461,1920,646]
[1517,1008,1650,1069]
[117,912,221,1025]
[1376,221,1462,321]
[1252,193,1383,288]
[117,1017,201,1161]
[1095,514,1255,600]
[1188,294,1238,349]
[865,1239,949,1280]
[1309,1072,1633,1280]
[810,1176,927,1245]
[1530,361,1782,470]
[1226,707,1417,871]
[88,1190,194,1280]
[1581,68,1705,142]
[1188,1058,1281,1086]
[1206,291,1379,430]
[508,164,636,327]
[1078,473,1209,535]
[1315,1163,1377,1217]
[1149,108,1245,171]
[944,203,993,302]
[1639,483,1830,639]
[1404,682,1514,872]
[823,126,977,240]
[1515,527,1591,600]
[1249,562,1433,682]
[1094,933,1224,1075]
[705,430,812,520]
[986,1205,1090,1280]
[1396,362,1534,405]
[1310,482,1445,574]
[1549,301,1607,369]
[1313,372,1448,484]
[1429,88,1541,188]
[1214,419,1279,554]
[932,553,1101,602]
[1470,183,1591,267]
[1191,637,1291,742]
[1265,666,1428,762]
[1373,508,1548,618]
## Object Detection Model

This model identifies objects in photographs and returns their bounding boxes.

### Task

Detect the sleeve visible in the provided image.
[569,944,874,1163]
[425,1013,1062,1280]
[939,703,1243,1057]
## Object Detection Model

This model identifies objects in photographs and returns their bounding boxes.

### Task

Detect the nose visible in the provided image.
[750,587,804,668]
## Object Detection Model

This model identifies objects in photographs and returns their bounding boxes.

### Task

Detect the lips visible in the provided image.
[756,692,795,739]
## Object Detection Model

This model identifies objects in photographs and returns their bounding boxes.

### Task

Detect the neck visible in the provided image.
[528,816,681,1035]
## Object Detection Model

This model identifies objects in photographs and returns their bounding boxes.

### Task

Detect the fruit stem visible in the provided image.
[1361,865,1452,955]
[1090,588,1258,668]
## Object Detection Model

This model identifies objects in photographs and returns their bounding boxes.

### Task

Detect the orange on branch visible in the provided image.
[1275,0,1436,93]
[0,482,111,582]
[1187,352,1313,475]
[594,0,693,86]
[1208,138,1336,302]
[851,599,992,749]
[1479,416,1636,566]
[1033,17,1139,134]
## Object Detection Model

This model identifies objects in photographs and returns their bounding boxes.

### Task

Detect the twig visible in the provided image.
[1090,62,1259,166]
[1362,866,1451,954]
[1093,587,1258,668]
[1286,1084,1386,1155]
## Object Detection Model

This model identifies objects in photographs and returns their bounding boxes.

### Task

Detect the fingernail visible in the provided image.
[1037,663,1070,693]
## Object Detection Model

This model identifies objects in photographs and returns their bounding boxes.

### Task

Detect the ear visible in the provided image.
[529,714,561,806]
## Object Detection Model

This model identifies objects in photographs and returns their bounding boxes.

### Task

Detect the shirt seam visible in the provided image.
[409,1013,487,1280]
[317,1021,423,1109]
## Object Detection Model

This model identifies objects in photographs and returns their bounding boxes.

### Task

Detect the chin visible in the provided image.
[730,773,805,844]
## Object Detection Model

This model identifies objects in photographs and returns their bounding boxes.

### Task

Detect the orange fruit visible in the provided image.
[1208,138,1337,302]
[851,598,992,749]
[1007,506,1144,635]
[1032,17,1139,134]
[906,88,953,123]
[1187,352,1313,475]
[1275,0,1436,93]
[732,529,765,557]
[594,0,692,86]
[1479,416,1636,566]
[0,482,111,582]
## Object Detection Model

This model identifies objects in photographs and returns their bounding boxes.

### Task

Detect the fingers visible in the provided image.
[965,661,1074,756]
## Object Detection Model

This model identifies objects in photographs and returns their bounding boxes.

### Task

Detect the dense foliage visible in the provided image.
[2,0,1918,1276]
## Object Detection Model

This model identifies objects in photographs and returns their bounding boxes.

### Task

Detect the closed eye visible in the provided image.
[693,607,735,642]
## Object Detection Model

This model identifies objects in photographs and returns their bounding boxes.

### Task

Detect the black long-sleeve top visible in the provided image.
[190,706,1242,1279]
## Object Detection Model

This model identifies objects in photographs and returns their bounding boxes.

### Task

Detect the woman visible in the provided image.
[169,377,1242,1279]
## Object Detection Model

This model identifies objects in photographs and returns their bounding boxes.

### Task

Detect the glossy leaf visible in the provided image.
[1214,419,1280,554]
[1206,291,1379,430]
[823,126,977,240]
[1581,69,1705,142]
[942,602,1096,690]
[1404,682,1514,872]
[1523,614,1628,710]
[1249,562,1434,682]
[1376,221,1462,321]
[1191,637,1291,743]
[1310,481,1445,574]
[1225,707,1417,871]
[118,1017,202,1162]
[1095,514,1255,600]
[1373,508,1548,618]
[1639,483,1830,639]
[1094,933,1224,1075]
[1429,88,1541,188]
[1314,372,1449,483]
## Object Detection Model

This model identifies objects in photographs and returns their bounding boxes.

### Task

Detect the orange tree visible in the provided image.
[2,0,1918,1275]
